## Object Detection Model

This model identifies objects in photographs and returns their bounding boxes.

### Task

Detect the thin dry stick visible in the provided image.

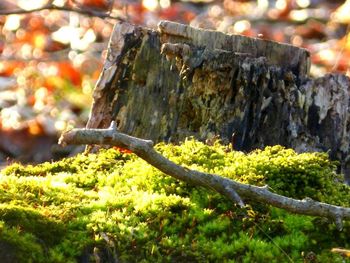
[59,122,350,230]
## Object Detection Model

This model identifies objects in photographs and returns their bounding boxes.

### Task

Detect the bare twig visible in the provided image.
[331,248,350,258]
[0,3,124,21]
[59,123,350,230]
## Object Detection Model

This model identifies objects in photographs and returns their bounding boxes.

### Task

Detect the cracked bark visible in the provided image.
[86,21,350,182]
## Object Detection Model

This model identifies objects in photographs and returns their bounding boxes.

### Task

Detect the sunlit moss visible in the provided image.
[0,141,349,262]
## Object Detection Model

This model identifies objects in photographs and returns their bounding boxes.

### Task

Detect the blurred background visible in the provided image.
[0,0,349,165]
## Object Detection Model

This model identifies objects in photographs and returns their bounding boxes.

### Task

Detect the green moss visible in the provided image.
[0,204,64,245]
[0,141,349,262]
[0,221,46,263]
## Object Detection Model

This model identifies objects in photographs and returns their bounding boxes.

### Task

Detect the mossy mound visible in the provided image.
[1,140,350,262]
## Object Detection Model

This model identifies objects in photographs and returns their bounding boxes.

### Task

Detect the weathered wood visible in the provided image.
[86,21,350,182]
[157,21,310,77]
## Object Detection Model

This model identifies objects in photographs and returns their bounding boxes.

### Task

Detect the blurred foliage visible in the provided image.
[0,140,349,262]
[0,0,350,163]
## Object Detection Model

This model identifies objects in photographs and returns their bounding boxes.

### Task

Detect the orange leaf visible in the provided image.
[57,62,82,86]
[28,120,45,136]
[113,146,132,154]
[74,0,110,10]
[0,61,25,77]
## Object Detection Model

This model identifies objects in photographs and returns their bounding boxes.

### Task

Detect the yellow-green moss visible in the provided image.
[0,140,349,262]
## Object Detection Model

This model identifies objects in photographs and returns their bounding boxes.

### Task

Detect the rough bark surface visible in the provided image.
[86,21,350,181]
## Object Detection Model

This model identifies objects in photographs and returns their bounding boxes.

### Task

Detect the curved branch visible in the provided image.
[59,123,350,230]
[0,3,124,21]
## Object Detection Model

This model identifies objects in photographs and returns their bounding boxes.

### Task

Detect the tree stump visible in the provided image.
[86,21,350,182]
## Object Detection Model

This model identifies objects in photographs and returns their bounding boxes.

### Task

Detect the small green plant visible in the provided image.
[0,140,349,262]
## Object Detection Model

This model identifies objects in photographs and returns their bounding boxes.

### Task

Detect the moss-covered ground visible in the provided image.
[0,140,350,262]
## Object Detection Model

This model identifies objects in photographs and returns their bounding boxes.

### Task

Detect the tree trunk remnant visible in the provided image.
[86,21,350,181]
